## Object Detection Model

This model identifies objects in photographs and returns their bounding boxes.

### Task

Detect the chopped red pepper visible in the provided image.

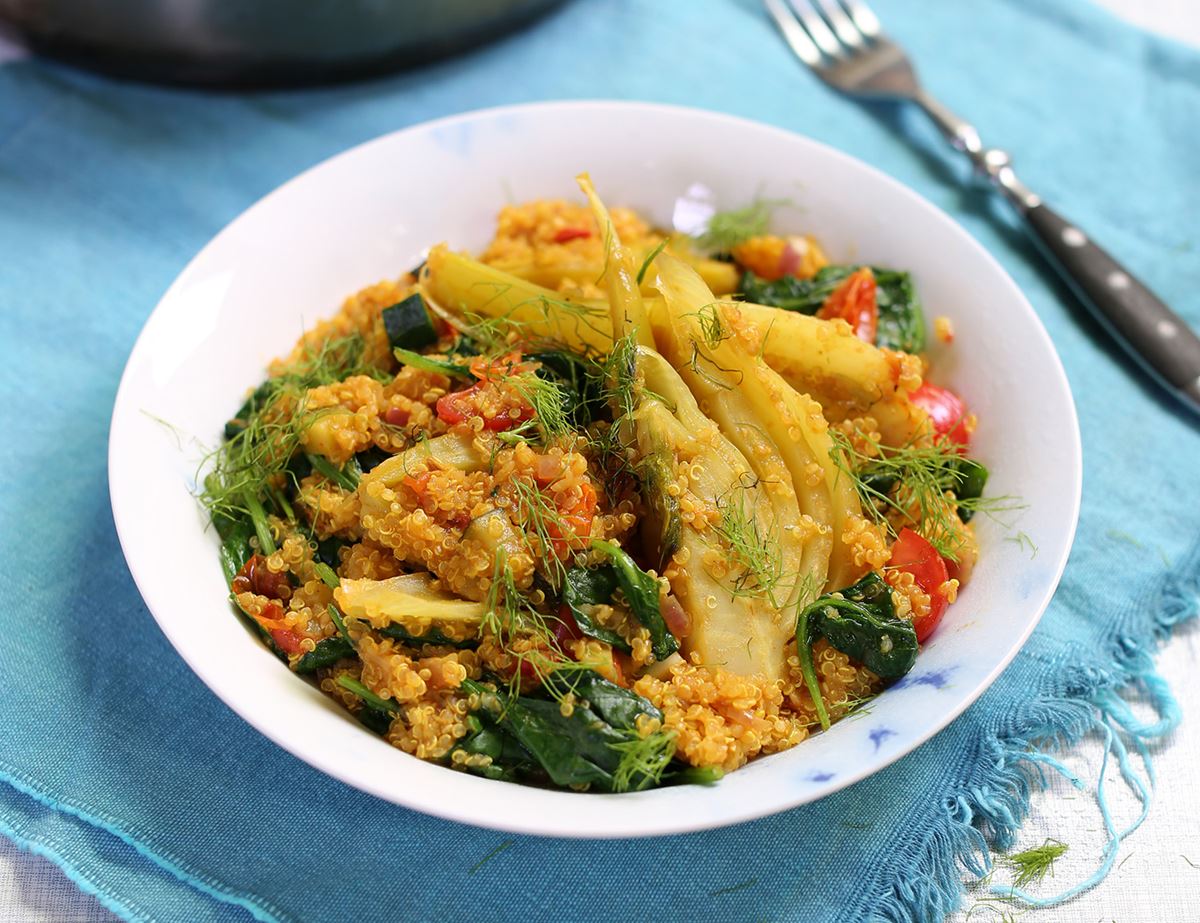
[546,480,598,556]
[402,471,432,497]
[553,226,592,243]
[247,599,305,655]
[434,387,476,426]
[469,351,535,383]
[383,405,410,427]
[611,652,632,688]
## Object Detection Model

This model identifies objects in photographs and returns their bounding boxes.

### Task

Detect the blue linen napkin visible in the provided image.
[2,0,1198,920]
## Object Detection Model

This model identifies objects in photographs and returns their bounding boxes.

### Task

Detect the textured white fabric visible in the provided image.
[0,1,1195,920]
[0,845,114,922]
[947,624,1200,923]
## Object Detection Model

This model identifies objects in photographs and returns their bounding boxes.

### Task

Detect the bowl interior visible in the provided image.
[109,101,1080,838]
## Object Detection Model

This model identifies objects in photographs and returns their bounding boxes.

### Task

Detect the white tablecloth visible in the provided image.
[1,2,1196,920]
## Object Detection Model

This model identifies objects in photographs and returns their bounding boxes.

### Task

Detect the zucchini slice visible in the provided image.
[382,292,438,351]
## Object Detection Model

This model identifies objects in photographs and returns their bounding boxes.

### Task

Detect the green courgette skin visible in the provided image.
[382,293,438,351]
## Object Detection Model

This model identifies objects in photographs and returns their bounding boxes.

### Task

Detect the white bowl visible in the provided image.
[108,101,1081,838]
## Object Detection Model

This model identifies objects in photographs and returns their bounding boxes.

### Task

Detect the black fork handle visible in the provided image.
[915,92,1200,416]
[1023,203,1200,413]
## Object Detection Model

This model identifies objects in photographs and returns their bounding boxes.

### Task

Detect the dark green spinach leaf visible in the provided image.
[951,458,989,523]
[462,673,667,791]
[531,350,605,426]
[591,540,678,661]
[453,714,534,782]
[561,564,631,653]
[293,636,355,674]
[803,572,918,679]
[795,572,919,730]
[214,512,255,585]
[368,621,474,650]
[546,670,664,730]
[357,705,394,735]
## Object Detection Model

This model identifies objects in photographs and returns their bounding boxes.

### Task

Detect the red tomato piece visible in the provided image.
[438,353,537,431]
[778,241,802,277]
[270,628,306,656]
[483,403,534,432]
[429,313,451,337]
[435,386,477,425]
[534,454,564,486]
[817,267,878,343]
[909,382,970,449]
[232,554,289,600]
[553,603,584,650]
[553,226,592,243]
[888,528,951,643]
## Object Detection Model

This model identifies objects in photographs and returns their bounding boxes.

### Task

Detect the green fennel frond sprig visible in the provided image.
[199,332,385,526]
[713,485,787,607]
[694,198,788,253]
[827,428,1023,561]
[610,730,677,793]
[1006,839,1068,890]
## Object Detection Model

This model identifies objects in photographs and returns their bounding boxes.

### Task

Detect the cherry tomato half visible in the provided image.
[434,386,479,426]
[435,383,534,432]
[888,528,951,643]
[909,382,970,449]
[817,267,878,343]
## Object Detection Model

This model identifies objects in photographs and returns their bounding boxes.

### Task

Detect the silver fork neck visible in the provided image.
[914,91,1041,212]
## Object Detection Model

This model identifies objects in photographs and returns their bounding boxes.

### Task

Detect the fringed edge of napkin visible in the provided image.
[873,542,1200,922]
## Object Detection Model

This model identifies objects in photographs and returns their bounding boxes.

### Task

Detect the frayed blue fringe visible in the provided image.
[873,547,1200,923]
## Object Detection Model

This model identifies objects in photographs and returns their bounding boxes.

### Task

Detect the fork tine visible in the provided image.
[764,0,823,67]
[814,0,865,48]
[786,0,845,59]
[841,0,882,39]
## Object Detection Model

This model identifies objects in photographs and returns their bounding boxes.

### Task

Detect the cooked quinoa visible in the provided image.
[203,177,990,793]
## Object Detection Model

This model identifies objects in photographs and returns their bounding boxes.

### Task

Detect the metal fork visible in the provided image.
[765,0,1200,416]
